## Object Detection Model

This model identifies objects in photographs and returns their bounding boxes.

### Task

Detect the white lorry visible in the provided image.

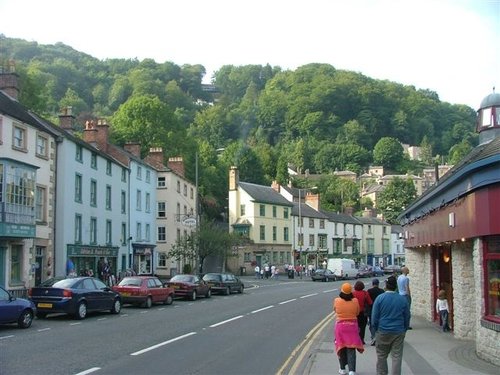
[328,258,359,280]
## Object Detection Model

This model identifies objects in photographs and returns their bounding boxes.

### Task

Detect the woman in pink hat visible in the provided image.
[333,282,364,375]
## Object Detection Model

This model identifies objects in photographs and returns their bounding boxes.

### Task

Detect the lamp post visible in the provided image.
[297,186,317,268]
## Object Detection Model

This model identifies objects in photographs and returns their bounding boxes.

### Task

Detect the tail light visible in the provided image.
[28,288,32,297]
[62,289,73,298]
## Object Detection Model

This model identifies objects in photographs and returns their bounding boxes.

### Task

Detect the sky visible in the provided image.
[1,0,499,109]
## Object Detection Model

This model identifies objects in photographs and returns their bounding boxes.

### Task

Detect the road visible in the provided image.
[0,276,346,375]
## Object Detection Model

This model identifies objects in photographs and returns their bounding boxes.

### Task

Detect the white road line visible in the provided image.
[70,322,82,326]
[140,311,148,314]
[323,289,338,293]
[37,328,51,332]
[130,332,197,356]
[251,305,274,314]
[0,335,14,340]
[209,315,244,328]
[97,318,107,321]
[74,367,101,375]
[279,298,297,305]
[300,293,318,299]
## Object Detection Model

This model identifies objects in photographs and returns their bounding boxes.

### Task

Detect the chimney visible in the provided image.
[363,207,375,218]
[83,120,98,145]
[145,147,165,169]
[59,107,75,130]
[167,157,185,177]
[95,119,110,152]
[229,166,239,191]
[305,192,320,211]
[343,206,354,215]
[271,181,280,192]
[0,60,20,100]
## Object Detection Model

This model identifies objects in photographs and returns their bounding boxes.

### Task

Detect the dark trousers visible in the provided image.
[439,310,450,331]
[338,347,357,372]
[357,313,368,342]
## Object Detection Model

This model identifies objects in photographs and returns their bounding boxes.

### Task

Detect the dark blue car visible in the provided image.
[28,277,121,320]
[0,285,36,328]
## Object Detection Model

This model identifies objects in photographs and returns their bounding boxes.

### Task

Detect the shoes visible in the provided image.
[408,327,413,330]
[339,370,347,375]
[370,339,376,346]
[348,372,356,375]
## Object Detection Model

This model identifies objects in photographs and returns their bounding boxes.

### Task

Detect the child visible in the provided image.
[436,290,450,332]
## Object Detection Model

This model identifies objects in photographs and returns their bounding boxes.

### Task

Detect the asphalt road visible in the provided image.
[0,276,346,375]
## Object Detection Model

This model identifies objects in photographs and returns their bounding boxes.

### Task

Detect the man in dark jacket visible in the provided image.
[371,276,410,375]
[367,278,385,345]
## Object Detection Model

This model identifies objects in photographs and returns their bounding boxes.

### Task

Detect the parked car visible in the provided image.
[356,266,373,278]
[0,286,36,328]
[28,277,122,320]
[383,265,402,275]
[311,269,337,282]
[372,266,384,277]
[166,274,211,301]
[112,276,175,308]
[202,273,244,295]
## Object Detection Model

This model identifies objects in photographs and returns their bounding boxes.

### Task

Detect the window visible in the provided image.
[0,116,3,144]
[320,219,325,229]
[240,204,246,216]
[368,225,372,234]
[319,234,327,248]
[75,214,82,243]
[484,236,500,322]
[177,180,181,193]
[298,233,303,247]
[106,185,112,210]
[75,145,83,162]
[106,220,112,244]
[244,252,251,262]
[176,203,181,222]
[10,245,22,283]
[260,205,265,217]
[284,207,289,219]
[273,226,277,241]
[366,238,375,253]
[146,170,151,183]
[136,190,142,210]
[333,239,342,254]
[158,176,166,188]
[90,217,97,244]
[136,222,142,241]
[91,153,97,169]
[309,218,315,228]
[137,166,142,180]
[145,192,150,213]
[183,183,187,196]
[12,123,27,150]
[272,206,277,218]
[75,174,82,203]
[145,224,151,242]
[158,226,166,241]
[190,187,194,199]
[382,239,390,253]
[383,226,387,235]
[309,234,315,246]
[90,180,97,206]
[158,202,166,218]
[334,223,338,236]
[121,168,127,182]
[106,160,112,175]
[158,253,167,267]
[121,191,126,213]
[283,227,289,242]
[259,225,265,241]
[35,186,46,222]
[121,223,127,245]
[36,133,48,158]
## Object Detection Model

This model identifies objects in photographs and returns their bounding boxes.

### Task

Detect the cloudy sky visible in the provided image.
[1,0,499,108]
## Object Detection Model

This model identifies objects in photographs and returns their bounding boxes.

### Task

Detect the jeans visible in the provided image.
[338,347,357,372]
[439,310,450,331]
[357,313,368,342]
[375,331,406,375]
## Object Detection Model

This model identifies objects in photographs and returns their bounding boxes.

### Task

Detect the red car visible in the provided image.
[112,276,174,308]
[166,274,211,301]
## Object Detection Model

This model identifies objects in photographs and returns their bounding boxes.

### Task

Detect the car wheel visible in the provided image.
[111,299,121,314]
[190,290,197,301]
[322,277,327,282]
[225,287,230,295]
[143,296,153,309]
[238,285,244,294]
[18,309,34,329]
[76,301,87,320]
[36,312,47,319]
[164,294,173,305]
[206,289,211,298]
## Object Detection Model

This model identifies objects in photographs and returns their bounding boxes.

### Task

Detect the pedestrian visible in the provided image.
[436,289,450,332]
[264,264,270,279]
[367,278,385,345]
[270,265,276,279]
[260,268,264,279]
[352,280,372,344]
[333,282,364,375]
[397,266,412,329]
[254,265,260,279]
[371,276,410,375]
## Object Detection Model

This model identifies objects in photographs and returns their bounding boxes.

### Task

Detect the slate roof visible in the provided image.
[239,182,293,206]
[321,211,363,225]
[291,203,329,218]
[355,216,389,225]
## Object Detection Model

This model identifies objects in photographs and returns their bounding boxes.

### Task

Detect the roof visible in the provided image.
[292,203,329,219]
[239,182,293,206]
[355,216,389,225]
[321,211,362,225]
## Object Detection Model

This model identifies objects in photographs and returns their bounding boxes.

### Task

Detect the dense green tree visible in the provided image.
[448,140,473,165]
[373,137,404,170]
[420,135,433,166]
[377,177,417,224]
[316,175,360,212]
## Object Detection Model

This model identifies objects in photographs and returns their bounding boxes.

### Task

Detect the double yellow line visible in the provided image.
[276,311,335,375]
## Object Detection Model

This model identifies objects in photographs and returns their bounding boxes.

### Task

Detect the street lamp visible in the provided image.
[298,186,317,267]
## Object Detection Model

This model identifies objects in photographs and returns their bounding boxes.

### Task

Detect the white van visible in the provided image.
[328,258,359,279]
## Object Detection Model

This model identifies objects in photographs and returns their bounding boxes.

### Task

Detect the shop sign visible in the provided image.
[67,244,119,257]
[0,223,36,237]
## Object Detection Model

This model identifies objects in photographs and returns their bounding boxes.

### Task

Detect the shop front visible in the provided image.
[67,244,118,281]
[132,243,155,275]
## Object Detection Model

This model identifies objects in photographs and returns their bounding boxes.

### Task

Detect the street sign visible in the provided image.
[182,217,197,227]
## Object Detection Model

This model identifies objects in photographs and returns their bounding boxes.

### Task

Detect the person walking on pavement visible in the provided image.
[371,276,410,375]
[397,266,412,329]
[352,280,372,345]
[254,265,260,279]
[333,282,364,375]
[436,289,450,332]
[367,278,385,346]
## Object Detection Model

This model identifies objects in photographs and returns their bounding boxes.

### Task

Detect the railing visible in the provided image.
[8,288,29,299]
[0,202,36,224]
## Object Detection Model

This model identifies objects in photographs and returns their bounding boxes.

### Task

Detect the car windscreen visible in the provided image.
[170,275,193,282]
[118,278,142,286]
[202,274,221,282]
[51,279,79,288]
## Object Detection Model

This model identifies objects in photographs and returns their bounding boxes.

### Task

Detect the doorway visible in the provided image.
[432,245,453,330]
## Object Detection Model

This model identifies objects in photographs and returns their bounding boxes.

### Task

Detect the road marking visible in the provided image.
[158,308,165,311]
[37,328,51,332]
[209,315,244,328]
[251,305,274,313]
[300,293,318,298]
[97,318,107,321]
[279,298,297,305]
[323,289,338,293]
[70,322,82,326]
[130,332,197,356]
[140,311,148,314]
[0,335,14,340]
[74,367,100,375]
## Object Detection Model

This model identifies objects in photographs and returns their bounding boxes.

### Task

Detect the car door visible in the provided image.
[0,287,16,324]
[91,278,112,310]
[80,278,101,311]
[149,277,161,303]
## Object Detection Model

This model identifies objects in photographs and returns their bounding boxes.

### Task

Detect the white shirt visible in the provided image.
[436,298,449,313]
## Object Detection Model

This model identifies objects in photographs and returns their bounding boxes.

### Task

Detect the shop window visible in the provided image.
[484,236,500,323]
[10,244,22,284]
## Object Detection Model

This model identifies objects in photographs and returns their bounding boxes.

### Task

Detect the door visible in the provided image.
[432,245,453,330]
